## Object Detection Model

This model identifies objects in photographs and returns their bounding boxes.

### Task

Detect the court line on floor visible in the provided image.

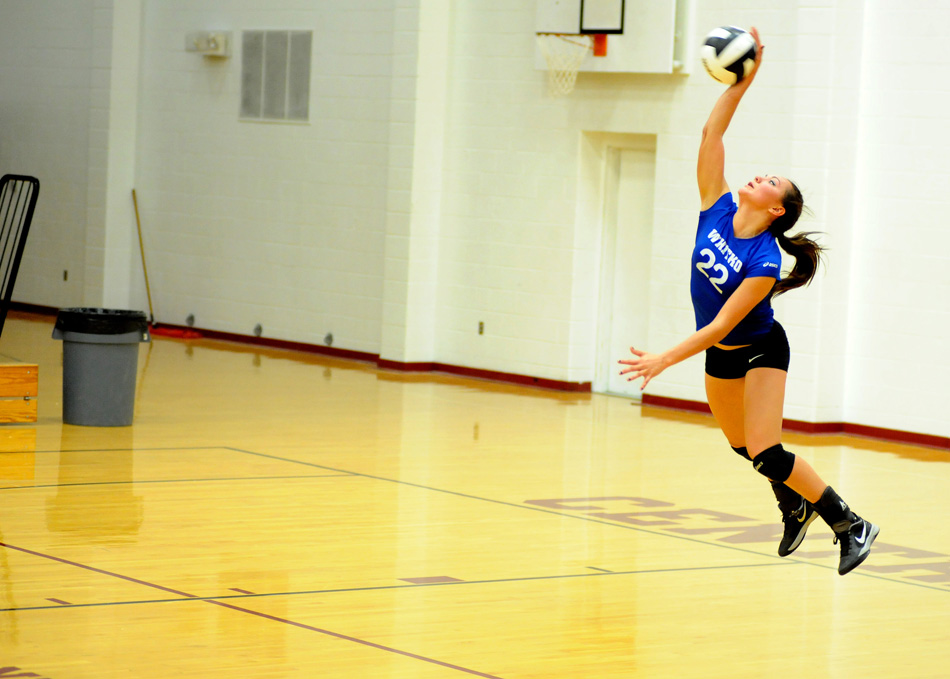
[0,541,198,599]
[0,560,797,614]
[204,599,505,678]
[0,540,505,679]
[223,447,816,561]
[0,473,355,492]
[226,446,950,593]
[2,446,229,455]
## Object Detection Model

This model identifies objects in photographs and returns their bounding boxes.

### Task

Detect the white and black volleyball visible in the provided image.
[700,26,757,85]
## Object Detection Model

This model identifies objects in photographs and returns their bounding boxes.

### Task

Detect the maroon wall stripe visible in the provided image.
[642,394,950,450]
[12,305,942,447]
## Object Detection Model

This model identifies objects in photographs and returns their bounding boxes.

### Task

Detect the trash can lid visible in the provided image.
[54,308,149,336]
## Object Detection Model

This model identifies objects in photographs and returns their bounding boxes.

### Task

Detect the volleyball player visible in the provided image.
[618,28,878,575]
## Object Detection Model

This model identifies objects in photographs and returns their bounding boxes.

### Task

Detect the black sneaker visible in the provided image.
[778,497,818,557]
[833,516,880,575]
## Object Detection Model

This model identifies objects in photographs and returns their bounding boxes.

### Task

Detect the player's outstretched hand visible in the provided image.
[618,347,670,391]
[736,26,764,89]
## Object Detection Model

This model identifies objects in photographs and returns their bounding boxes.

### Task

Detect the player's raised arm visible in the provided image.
[697,27,764,210]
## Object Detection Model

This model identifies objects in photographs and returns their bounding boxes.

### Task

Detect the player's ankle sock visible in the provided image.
[770,480,803,514]
[813,486,856,532]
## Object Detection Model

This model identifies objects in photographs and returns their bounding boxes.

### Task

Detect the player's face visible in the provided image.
[738,174,788,213]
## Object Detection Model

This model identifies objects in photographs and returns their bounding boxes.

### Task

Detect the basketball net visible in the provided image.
[537,33,593,97]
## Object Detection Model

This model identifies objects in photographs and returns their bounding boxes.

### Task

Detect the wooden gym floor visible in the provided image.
[0,311,947,678]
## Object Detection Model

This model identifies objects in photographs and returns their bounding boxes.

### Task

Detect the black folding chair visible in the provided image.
[0,175,39,337]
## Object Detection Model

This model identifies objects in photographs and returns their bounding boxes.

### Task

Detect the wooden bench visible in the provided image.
[0,363,37,423]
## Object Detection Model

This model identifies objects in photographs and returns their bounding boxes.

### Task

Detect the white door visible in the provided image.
[594,146,656,398]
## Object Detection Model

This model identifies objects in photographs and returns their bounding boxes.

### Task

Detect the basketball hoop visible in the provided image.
[536,33,593,97]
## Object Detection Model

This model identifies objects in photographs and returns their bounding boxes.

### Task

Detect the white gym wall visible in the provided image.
[0,0,946,441]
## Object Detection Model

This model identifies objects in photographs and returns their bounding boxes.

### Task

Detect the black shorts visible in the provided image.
[704,321,790,379]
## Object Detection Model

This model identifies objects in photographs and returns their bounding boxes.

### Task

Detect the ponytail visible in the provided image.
[768,181,824,298]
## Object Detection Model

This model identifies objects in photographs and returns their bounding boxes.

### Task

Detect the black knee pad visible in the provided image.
[731,445,752,461]
[751,444,795,482]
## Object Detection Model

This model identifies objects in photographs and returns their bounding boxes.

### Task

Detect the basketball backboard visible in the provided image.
[535,0,686,75]
[581,0,625,34]
[536,0,624,34]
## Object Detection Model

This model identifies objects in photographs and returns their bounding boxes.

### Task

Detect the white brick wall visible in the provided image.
[843,2,950,437]
[0,0,96,307]
[133,0,394,349]
[3,0,948,440]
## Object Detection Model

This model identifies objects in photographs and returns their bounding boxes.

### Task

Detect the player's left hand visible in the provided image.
[618,348,670,391]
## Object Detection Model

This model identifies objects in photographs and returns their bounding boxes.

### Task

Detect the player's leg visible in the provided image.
[744,367,878,574]
[705,349,811,556]
[743,366,818,555]
[704,371,746,449]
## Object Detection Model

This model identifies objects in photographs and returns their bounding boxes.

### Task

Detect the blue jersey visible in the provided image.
[690,192,782,345]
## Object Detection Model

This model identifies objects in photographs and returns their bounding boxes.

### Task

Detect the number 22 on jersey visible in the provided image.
[696,248,728,294]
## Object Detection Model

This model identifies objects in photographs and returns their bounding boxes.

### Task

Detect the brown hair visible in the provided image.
[768,181,823,297]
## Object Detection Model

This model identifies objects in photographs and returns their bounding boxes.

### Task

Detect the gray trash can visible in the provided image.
[52,308,151,426]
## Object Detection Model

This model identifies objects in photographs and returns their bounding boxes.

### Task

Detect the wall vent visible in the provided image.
[241,30,312,122]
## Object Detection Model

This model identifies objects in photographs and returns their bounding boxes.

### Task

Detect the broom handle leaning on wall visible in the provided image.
[131,189,155,324]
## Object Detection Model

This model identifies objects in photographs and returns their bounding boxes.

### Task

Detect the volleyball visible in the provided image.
[700,26,758,85]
